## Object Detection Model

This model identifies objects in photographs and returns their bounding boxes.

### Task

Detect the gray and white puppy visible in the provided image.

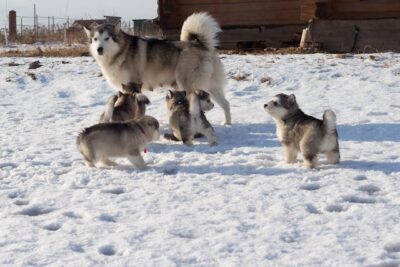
[99,83,150,123]
[165,90,217,146]
[264,93,340,168]
[77,115,160,169]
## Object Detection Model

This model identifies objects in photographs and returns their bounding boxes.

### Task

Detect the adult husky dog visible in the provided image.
[84,13,231,124]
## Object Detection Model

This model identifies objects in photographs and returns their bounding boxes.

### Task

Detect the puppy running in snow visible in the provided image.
[76,115,160,169]
[264,93,340,168]
[165,90,217,146]
[99,83,150,123]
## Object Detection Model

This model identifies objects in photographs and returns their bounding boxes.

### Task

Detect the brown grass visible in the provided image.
[220,46,323,55]
[0,46,89,57]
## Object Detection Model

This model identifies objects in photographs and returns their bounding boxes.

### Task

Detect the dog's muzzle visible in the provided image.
[97,47,104,55]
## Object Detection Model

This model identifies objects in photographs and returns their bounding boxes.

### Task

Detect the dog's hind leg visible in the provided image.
[209,88,231,125]
[83,155,95,167]
[303,154,318,169]
[164,133,181,142]
[202,126,217,146]
[100,156,117,167]
[300,136,319,169]
[179,126,194,147]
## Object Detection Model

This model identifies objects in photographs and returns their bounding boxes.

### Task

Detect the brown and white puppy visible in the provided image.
[77,115,160,169]
[164,90,217,146]
[264,93,340,168]
[99,82,150,123]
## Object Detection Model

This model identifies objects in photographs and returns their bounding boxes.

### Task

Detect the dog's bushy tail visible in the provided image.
[103,95,118,122]
[323,109,337,134]
[136,94,150,118]
[180,12,221,50]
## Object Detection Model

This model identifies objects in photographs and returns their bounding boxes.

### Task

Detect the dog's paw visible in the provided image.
[183,141,194,147]
[209,140,218,146]
[136,164,148,171]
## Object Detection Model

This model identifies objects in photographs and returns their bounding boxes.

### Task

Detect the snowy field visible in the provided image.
[0,53,400,266]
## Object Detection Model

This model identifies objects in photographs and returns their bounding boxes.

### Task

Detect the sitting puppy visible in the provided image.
[264,93,340,168]
[76,115,160,169]
[164,90,217,146]
[99,82,150,123]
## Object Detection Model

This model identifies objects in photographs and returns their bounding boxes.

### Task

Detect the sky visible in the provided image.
[1,0,158,27]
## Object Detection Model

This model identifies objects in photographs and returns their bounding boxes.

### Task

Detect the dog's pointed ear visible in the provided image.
[121,83,128,91]
[166,90,173,99]
[130,82,142,93]
[114,22,121,33]
[288,94,296,106]
[118,91,123,97]
[83,26,91,39]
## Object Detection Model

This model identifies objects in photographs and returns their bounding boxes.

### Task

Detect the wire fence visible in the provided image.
[0,15,81,45]
[0,12,162,46]
[17,15,72,34]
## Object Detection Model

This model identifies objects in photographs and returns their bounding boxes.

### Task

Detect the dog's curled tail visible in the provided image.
[103,95,118,122]
[323,109,337,133]
[180,12,221,50]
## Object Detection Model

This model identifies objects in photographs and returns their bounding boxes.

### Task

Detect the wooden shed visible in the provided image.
[301,0,400,52]
[156,0,307,48]
[156,0,400,52]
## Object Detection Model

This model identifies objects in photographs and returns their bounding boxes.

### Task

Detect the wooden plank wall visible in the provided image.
[300,0,317,21]
[309,18,400,52]
[331,0,400,19]
[159,0,303,29]
[300,0,400,21]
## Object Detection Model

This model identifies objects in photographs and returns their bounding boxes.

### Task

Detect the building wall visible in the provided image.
[300,0,400,21]
[158,0,303,29]
[330,0,400,19]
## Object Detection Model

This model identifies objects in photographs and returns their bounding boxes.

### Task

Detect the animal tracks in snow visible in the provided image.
[43,223,61,231]
[353,175,368,181]
[98,245,117,256]
[300,183,321,191]
[101,187,125,195]
[63,211,84,219]
[17,205,54,217]
[14,199,29,206]
[301,174,382,215]
[358,184,381,195]
[305,203,321,214]
[98,214,116,223]
[325,204,344,213]
[384,243,400,253]
[342,195,377,204]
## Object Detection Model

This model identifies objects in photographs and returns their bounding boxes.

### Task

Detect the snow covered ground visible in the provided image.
[0,53,399,266]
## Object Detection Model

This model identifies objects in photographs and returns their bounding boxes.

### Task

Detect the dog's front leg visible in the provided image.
[100,157,118,167]
[182,137,194,147]
[127,150,147,170]
[283,144,297,164]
